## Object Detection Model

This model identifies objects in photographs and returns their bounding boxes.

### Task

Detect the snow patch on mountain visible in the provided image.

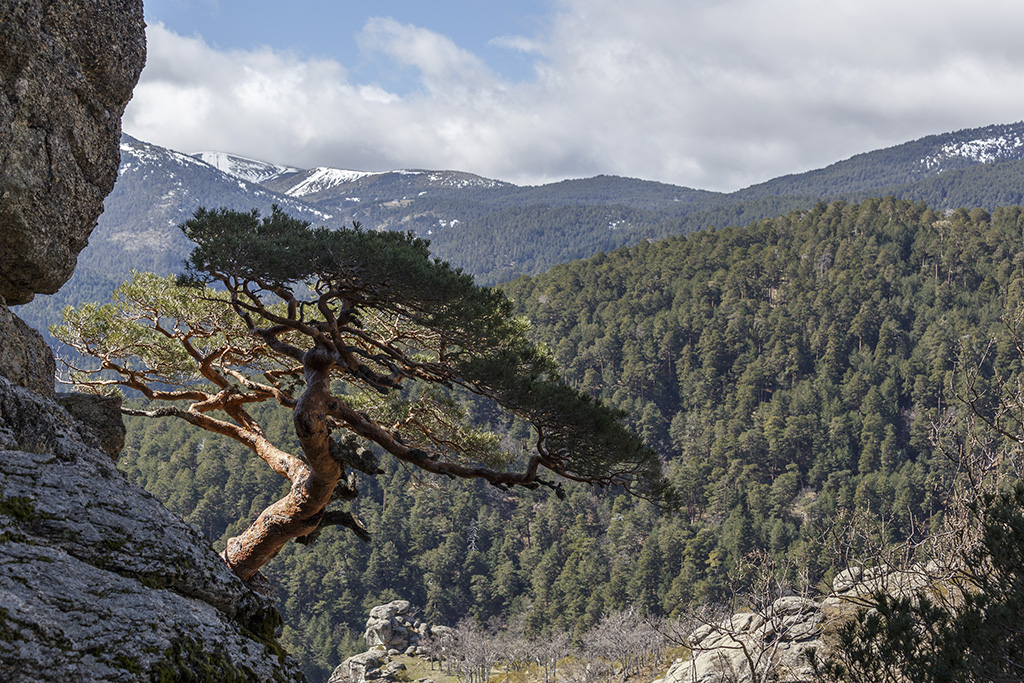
[120,139,206,176]
[191,151,299,184]
[426,172,503,189]
[921,132,1024,170]
[117,136,336,224]
[285,167,380,197]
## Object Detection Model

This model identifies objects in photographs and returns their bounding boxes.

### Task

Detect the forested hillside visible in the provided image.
[508,198,1006,445]
[427,195,818,285]
[506,199,1024,537]
[732,122,1024,200]
[110,197,1024,682]
[877,157,1024,210]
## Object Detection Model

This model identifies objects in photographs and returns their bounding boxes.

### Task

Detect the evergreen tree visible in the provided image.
[54,206,672,583]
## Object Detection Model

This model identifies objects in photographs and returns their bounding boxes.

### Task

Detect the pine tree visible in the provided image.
[53,206,673,583]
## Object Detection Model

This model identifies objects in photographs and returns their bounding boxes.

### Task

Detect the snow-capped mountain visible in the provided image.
[99,136,538,277]
[275,167,506,199]
[70,121,1024,288]
[94,136,342,274]
[86,134,719,290]
[261,166,511,206]
[186,146,514,211]
[106,122,1024,278]
[281,167,381,198]
[19,121,1024,346]
[121,138,212,177]
[191,150,299,185]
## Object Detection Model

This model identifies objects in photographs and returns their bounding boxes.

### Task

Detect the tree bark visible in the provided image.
[222,347,344,580]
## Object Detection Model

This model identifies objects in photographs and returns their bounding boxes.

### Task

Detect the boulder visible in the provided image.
[823,562,939,607]
[364,599,417,651]
[831,566,863,593]
[653,599,824,683]
[333,601,437,683]
[0,0,145,304]
[55,392,126,460]
[329,651,385,683]
[327,648,414,683]
[652,563,954,683]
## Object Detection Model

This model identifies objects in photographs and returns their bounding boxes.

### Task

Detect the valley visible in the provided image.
[18,122,1024,682]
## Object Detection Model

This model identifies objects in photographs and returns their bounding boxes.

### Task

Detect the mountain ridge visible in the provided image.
[189,119,1024,205]
[191,149,300,185]
[733,121,1024,200]
[17,120,1024,336]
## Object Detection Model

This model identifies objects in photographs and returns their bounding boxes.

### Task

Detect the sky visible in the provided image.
[126,0,1024,192]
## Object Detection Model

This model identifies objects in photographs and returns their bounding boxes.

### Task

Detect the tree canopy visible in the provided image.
[54,206,671,581]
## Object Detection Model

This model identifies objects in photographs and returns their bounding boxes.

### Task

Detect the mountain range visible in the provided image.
[16,121,1024,334]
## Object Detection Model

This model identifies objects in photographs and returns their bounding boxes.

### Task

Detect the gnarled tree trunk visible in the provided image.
[223,347,342,580]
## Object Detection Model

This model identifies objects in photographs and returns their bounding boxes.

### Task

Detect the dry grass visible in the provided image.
[387,654,461,683]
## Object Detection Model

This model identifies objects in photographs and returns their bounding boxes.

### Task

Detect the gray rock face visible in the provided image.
[0,1,305,679]
[55,392,126,460]
[654,597,824,683]
[0,295,55,397]
[0,0,146,304]
[0,374,304,681]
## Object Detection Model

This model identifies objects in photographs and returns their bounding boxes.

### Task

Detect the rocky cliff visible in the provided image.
[0,1,303,680]
[0,0,145,306]
[0,375,302,681]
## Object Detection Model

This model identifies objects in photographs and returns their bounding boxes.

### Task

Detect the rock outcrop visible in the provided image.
[331,600,452,683]
[0,295,55,398]
[364,599,420,653]
[0,1,304,680]
[55,392,126,460]
[655,597,823,683]
[652,565,946,683]
[330,651,413,683]
[0,375,304,680]
[0,0,146,305]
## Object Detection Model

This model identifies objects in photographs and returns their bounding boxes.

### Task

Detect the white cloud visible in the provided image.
[357,18,498,98]
[489,35,542,54]
[124,2,1024,191]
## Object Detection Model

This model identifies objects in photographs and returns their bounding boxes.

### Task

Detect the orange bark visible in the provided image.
[222,347,344,581]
